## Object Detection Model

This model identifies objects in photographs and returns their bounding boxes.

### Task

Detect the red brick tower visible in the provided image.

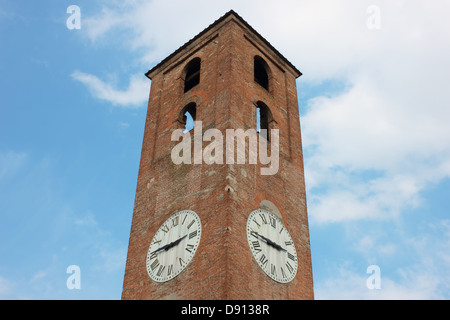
[121,10,314,300]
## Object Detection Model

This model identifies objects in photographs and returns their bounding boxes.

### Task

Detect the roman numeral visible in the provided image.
[281,267,287,279]
[286,261,294,273]
[252,240,262,254]
[259,213,267,225]
[185,244,194,253]
[189,230,197,239]
[179,257,185,266]
[161,224,169,233]
[149,251,157,260]
[167,264,173,276]
[287,252,296,262]
[150,259,160,271]
[182,214,188,225]
[172,216,179,227]
[156,265,165,277]
[270,263,277,276]
[269,217,276,228]
[252,219,261,228]
[285,241,293,246]
[187,220,195,229]
[259,254,268,268]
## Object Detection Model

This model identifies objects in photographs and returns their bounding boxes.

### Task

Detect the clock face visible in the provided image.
[146,210,202,282]
[246,209,298,283]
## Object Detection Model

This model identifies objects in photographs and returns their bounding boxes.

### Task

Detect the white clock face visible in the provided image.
[146,210,202,282]
[246,209,298,283]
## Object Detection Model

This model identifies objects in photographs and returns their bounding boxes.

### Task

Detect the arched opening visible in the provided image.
[256,101,273,140]
[181,102,196,133]
[254,56,270,91]
[184,58,201,93]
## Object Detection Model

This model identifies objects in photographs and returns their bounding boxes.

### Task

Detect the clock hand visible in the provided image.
[271,241,287,252]
[251,231,287,252]
[166,234,187,250]
[151,234,187,255]
[262,236,286,252]
[150,243,170,255]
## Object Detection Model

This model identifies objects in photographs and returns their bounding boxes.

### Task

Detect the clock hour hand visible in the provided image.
[151,234,187,255]
[251,231,287,252]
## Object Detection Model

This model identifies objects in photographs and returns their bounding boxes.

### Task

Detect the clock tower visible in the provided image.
[121,10,314,300]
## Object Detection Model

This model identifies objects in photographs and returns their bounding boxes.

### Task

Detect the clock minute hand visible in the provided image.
[166,234,187,251]
[270,240,287,252]
[151,234,187,255]
[251,231,286,252]
[252,231,271,245]
[264,236,286,252]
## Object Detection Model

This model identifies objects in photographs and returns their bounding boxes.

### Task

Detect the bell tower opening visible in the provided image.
[256,101,273,140]
[184,57,201,93]
[254,55,270,91]
[181,102,196,133]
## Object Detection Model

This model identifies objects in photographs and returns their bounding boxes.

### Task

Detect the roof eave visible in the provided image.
[145,10,302,80]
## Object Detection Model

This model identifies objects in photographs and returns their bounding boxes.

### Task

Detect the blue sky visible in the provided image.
[1,0,449,299]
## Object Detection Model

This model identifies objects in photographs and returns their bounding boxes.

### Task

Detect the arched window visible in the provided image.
[256,101,273,140]
[254,56,270,91]
[184,58,201,93]
[181,102,196,133]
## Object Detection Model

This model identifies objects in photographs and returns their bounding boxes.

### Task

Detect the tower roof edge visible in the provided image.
[145,10,302,80]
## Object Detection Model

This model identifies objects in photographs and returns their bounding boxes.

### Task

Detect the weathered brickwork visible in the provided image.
[121,11,314,300]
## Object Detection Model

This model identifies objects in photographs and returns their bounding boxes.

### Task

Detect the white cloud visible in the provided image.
[296,1,450,224]
[315,219,450,299]
[315,261,445,300]
[303,75,450,223]
[71,71,148,107]
[81,0,231,64]
[82,7,126,43]
[308,170,425,223]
